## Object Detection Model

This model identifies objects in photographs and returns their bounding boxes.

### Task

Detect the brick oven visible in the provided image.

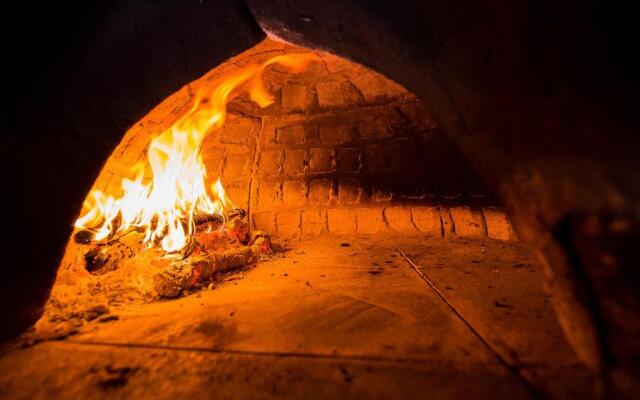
[1,2,639,399]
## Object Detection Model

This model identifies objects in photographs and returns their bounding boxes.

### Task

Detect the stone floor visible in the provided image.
[0,235,596,399]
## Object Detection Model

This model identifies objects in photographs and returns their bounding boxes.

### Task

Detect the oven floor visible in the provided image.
[1,235,595,399]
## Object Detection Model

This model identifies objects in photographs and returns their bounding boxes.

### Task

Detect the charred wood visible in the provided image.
[83,231,144,275]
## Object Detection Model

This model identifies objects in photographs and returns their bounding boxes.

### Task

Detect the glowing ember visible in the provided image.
[75,53,319,252]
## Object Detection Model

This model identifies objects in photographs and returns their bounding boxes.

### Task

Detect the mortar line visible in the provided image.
[395,247,542,399]
[246,116,265,231]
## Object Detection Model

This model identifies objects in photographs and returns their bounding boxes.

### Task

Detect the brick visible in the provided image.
[351,70,408,101]
[283,150,307,175]
[222,154,249,181]
[276,211,300,237]
[281,83,314,111]
[357,208,386,234]
[301,209,327,236]
[412,207,442,236]
[275,125,305,145]
[439,208,455,238]
[338,177,361,204]
[256,181,280,208]
[262,126,277,145]
[369,174,394,202]
[400,103,437,131]
[309,148,333,173]
[308,179,331,203]
[390,138,418,171]
[381,78,409,99]
[358,118,390,138]
[483,207,512,241]
[327,208,357,234]
[220,116,257,144]
[350,73,387,101]
[337,148,361,172]
[321,52,350,73]
[383,108,410,134]
[258,150,282,176]
[363,145,389,171]
[304,125,319,142]
[252,212,275,233]
[316,80,362,108]
[384,207,415,232]
[202,148,225,177]
[225,186,247,210]
[319,125,351,144]
[282,180,306,207]
[450,206,485,238]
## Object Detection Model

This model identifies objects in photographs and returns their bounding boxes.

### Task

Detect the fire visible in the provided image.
[75,53,319,252]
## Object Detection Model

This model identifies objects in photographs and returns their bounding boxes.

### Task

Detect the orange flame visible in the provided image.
[75,53,319,252]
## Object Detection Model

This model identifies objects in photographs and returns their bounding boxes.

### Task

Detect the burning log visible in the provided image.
[153,255,215,298]
[214,246,255,272]
[73,230,95,244]
[192,213,224,233]
[83,231,144,275]
[153,246,257,298]
[249,230,272,254]
[225,208,249,243]
[79,208,250,275]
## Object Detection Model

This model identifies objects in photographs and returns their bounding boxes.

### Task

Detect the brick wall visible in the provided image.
[86,39,516,241]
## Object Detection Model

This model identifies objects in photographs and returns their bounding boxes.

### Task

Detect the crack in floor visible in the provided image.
[396,246,543,399]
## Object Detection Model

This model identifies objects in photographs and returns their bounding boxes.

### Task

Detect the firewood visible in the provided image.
[224,208,246,220]
[192,213,224,232]
[73,230,95,244]
[249,230,272,254]
[153,246,257,298]
[213,246,255,272]
[153,255,215,298]
[84,231,145,274]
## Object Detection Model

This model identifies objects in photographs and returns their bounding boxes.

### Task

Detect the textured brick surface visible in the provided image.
[281,83,314,111]
[450,207,485,238]
[309,148,333,172]
[276,125,305,145]
[338,178,361,204]
[222,154,249,181]
[483,207,512,241]
[356,208,385,234]
[358,118,390,139]
[301,209,327,236]
[252,212,276,232]
[282,181,306,207]
[308,179,331,203]
[327,208,357,234]
[385,207,415,232]
[316,81,362,108]
[318,125,351,144]
[220,116,258,144]
[412,207,442,236]
[256,181,280,208]
[283,150,306,175]
[276,211,300,237]
[258,151,282,176]
[439,208,455,238]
